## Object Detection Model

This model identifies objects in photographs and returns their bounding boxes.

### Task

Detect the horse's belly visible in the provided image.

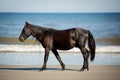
[53,31,76,50]
[53,40,76,50]
[56,46,74,50]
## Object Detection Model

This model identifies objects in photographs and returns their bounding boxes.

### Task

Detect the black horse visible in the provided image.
[19,22,96,71]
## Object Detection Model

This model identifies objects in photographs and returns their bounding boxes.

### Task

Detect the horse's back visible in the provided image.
[52,27,88,42]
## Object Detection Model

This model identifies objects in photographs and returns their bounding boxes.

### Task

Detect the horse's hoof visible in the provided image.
[61,64,65,71]
[80,67,89,71]
[62,67,65,71]
[39,69,44,71]
[39,69,45,71]
[39,67,46,71]
[80,68,84,71]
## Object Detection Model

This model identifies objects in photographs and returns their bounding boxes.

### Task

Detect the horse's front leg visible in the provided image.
[40,48,50,71]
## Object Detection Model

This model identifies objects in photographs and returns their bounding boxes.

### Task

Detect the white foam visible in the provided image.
[0,45,120,53]
[0,45,44,52]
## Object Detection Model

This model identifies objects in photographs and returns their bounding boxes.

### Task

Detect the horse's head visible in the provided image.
[19,22,32,42]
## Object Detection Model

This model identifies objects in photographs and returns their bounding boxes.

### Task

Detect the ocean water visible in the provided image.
[0,13,120,39]
[0,52,120,65]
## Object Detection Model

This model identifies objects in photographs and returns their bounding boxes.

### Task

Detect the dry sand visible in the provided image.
[0,65,120,80]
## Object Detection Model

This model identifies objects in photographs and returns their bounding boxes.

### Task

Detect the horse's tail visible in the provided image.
[88,30,96,61]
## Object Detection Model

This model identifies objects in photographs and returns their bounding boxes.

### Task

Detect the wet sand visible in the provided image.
[0,65,120,80]
[0,37,120,45]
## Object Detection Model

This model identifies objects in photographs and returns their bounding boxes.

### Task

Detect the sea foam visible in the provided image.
[0,45,120,53]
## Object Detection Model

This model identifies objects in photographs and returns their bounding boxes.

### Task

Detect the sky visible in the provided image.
[0,0,120,12]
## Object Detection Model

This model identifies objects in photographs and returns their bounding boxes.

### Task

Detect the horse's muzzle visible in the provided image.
[19,37,24,42]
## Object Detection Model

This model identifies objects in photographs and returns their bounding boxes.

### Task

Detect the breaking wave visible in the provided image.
[0,45,120,53]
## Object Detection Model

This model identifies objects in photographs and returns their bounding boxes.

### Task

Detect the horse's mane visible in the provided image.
[28,23,56,42]
[29,23,52,31]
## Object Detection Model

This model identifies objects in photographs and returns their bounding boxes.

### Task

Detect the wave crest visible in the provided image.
[0,45,120,53]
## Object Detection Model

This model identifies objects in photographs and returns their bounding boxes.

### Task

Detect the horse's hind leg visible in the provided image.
[79,46,89,71]
[52,49,65,70]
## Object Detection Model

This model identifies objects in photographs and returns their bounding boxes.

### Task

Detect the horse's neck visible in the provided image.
[31,25,46,41]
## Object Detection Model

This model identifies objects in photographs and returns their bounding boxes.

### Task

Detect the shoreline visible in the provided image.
[0,65,120,80]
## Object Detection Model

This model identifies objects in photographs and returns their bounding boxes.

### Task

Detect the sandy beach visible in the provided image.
[0,65,120,80]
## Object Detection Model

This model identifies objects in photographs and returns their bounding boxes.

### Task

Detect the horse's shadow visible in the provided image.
[0,67,79,72]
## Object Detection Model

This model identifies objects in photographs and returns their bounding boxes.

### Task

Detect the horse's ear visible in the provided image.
[25,21,29,25]
[25,22,30,28]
